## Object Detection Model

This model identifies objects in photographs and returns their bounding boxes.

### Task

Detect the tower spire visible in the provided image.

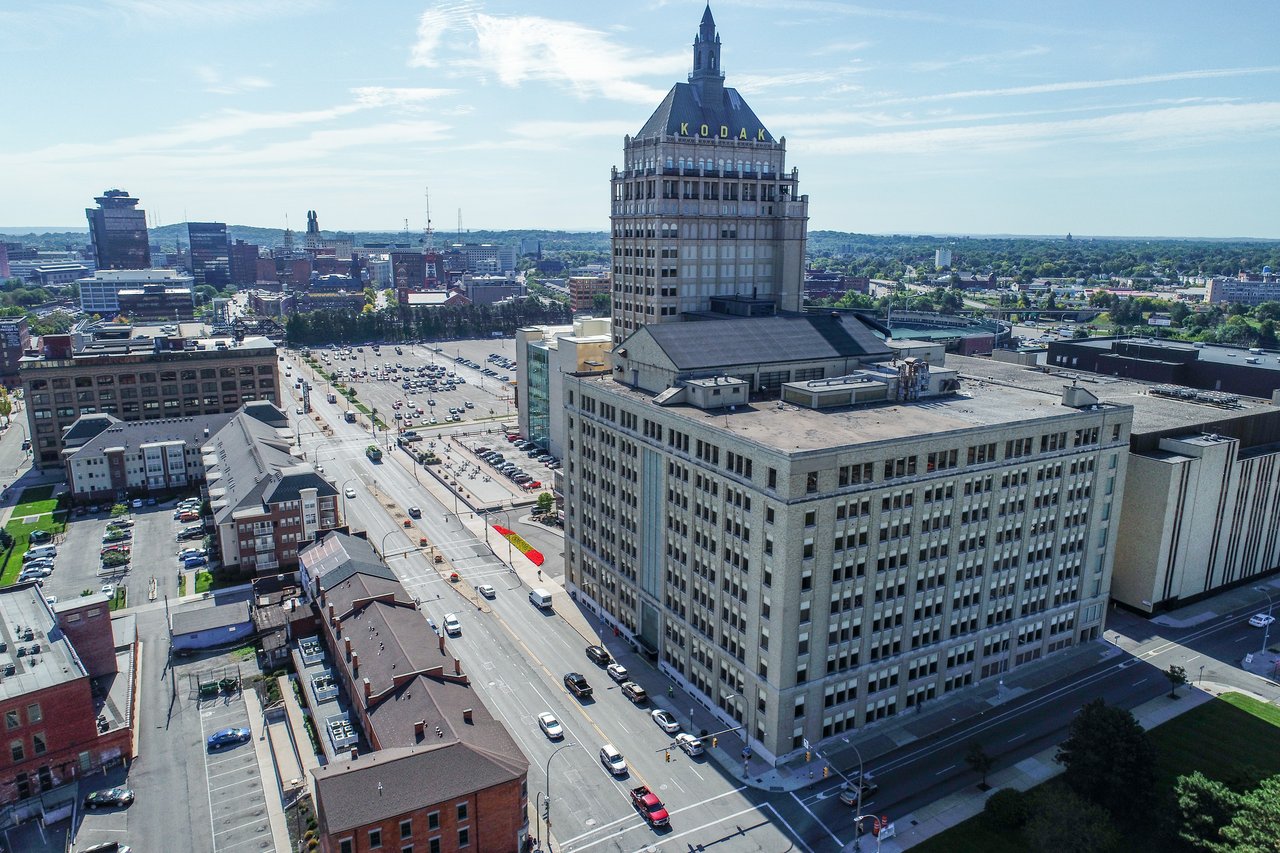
[690,3,723,90]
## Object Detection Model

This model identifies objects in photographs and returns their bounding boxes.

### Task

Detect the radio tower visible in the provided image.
[422,186,434,249]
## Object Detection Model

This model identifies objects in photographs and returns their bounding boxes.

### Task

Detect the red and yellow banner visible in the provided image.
[493,525,545,566]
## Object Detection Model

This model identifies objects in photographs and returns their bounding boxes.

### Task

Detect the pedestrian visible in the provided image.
[537,569,542,580]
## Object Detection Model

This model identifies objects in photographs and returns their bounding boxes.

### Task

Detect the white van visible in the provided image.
[529,588,553,609]
[24,546,56,562]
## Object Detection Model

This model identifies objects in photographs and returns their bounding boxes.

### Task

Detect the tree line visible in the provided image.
[284,299,572,346]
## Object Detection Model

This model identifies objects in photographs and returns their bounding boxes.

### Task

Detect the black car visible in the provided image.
[585,644,611,666]
[563,672,593,699]
[85,786,135,808]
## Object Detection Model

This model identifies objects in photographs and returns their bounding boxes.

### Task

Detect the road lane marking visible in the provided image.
[560,786,748,846]
[935,763,956,776]
[1008,733,1026,743]
[1132,678,1148,686]
[763,802,816,853]
[789,790,846,850]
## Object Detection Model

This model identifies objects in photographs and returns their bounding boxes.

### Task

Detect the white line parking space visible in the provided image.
[197,691,273,853]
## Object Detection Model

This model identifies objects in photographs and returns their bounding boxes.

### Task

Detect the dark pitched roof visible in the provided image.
[313,741,526,834]
[60,414,121,448]
[633,313,893,371]
[304,532,398,592]
[66,412,234,459]
[636,82,773,143]
[170,600,252,635]
[241,400,290,428]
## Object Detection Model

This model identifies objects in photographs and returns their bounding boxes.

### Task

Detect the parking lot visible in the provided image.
[198,685,273,852]
[288,337,560,494]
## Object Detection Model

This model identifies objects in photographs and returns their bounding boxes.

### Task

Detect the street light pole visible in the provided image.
[1254,587,1275,654]
[340,478,357,526]
[541,742,574,852]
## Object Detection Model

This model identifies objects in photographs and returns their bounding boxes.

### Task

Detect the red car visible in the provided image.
[630,786,669,827]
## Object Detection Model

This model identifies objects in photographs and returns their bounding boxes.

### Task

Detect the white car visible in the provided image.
[443,613,461,636]
[1249,613,1276,628]
[675,732,703,756]
[344,486,357,499]
[651,709,681,734]
[100,584,115,598]
[599,744,627,775]
[477,584,496,599]
[537,712,564,740]
[606,662,629,683]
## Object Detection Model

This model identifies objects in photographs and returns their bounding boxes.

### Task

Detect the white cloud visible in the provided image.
[796,101,1280,156]
[908,45,1049,74]
[408,8,684,104]
[196,66,275,95]
[350,87,458,107]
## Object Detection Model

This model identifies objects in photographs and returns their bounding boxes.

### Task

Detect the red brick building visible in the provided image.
[0,585,134,816]
[301,533,529,853]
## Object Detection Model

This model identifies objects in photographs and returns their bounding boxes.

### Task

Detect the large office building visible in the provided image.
[608,6,808,343]
[19,322,280,466]
[514,317,613,457]
[78,268,194,316]
[117,284,196,322]
[187,222,231,287]
[1046,336,1280,400]
[85,189,150,270]
[563,319,1130,762]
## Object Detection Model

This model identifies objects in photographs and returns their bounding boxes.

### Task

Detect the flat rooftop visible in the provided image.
[0,583,86,701]
[943,354,1274,435]
[582,368,1110,455]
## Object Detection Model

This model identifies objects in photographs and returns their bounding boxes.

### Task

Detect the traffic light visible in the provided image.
[711,737,718,748]
[823,766,829,778]
[541,799,549,820]
[664,749,671,762]
[805,750,811,762]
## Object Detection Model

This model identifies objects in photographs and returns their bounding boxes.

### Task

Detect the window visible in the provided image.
[32,733,45,755]
[25,704,40,724]
[456,802,468,821]
[427,812,440,831]
[340,839,353,853]
[458,827,470,848]
[429,840,441,853]
[369,828,382,848]
[10,740,23,762]
[4,710,17,730]
[806,471,819,493]
[401,820,413,839]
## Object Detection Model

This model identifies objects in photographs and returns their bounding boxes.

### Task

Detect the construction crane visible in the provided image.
[422,186,435,249]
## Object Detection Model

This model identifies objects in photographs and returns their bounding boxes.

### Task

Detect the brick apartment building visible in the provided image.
[299,532,529,853]
[0,585,135,818]
[203,403,341,573]
[20,321,280,466]
[0,316,30,389]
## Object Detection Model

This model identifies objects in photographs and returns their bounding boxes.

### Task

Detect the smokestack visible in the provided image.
[328,603,334,620]
[438,635,445,653]
[350,747,358,760]
[363,678,371,703]
[351,652,359,675]
[414,720,425,741]
[344,637,351,659]
[463,708,473,725]
[334,617,341,638]
[453,658,461,676]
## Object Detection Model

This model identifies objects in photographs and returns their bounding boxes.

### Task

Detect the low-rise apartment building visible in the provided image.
[61,412,233,499]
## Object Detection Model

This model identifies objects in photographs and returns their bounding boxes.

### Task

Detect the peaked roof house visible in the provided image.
[202,404,341,573]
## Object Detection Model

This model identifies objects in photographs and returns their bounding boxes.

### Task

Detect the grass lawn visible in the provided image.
[0,487,68,585]
[913,692,1280,853]
[195,571,214,594]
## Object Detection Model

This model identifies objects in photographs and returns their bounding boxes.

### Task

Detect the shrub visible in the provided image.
[984,787,1030,829]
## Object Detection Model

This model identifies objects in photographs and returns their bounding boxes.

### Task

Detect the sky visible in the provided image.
[3,0,1279,238]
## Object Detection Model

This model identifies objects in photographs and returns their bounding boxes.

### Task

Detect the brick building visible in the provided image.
[0,586,134,816]
[300,533,529,853]
[567,274,611,311]
[0,316,31,389]
[203,403,341,573]
[19,322,279,466]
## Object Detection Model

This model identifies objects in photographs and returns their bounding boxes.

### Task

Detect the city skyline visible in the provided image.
[3,0,1278,238]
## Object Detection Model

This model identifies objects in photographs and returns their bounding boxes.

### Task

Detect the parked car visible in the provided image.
[85,786,135,808]
[537,712,564,740]
[80,844,132,853]
[621,681,648,704]
[585,644,611,666]
[606,662,629,683]
[651,709,681,734]
[28,529,52,544]
[675,733,704,756]
[183,556,207,569]
[206,727,251,750]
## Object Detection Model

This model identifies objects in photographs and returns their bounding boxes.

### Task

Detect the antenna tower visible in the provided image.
[423,186,434,249]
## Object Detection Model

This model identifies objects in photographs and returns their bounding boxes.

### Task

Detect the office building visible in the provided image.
[609,6,808,343]
[1205,274,1280,306]
[0,242,8,279]
[461,274,524,306]
[20,322,279,465]
[514,317,612,457]
[78,268,194,316]
[568,274,611,311]
[34,264,91,288]
[0,317,31,388]
[116,284,196,322]
[86,189,150,270]
[563,318,1131,762]
[1046,337,1280,400]
[442,243,516,275]
[300,532,530,853]
[935,248,952,269]
[188,222,231,287]
[229,239,262,286]
[0,585,135,808]
[203,403,340,573]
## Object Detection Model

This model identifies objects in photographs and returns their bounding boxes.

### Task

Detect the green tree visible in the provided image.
[982,788,1029,829]
[965,741,995,788]
[1174,771,1239,851]
[536,492,555,514]
[1218,773,1280,851]
[1023,787,1117,853]
[1055,699,1156,815]
[0,387,11,425]
[1165,664,1188,699]
[591,293,611,315]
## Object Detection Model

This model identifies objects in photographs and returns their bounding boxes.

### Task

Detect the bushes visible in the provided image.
[984,788,1030,829]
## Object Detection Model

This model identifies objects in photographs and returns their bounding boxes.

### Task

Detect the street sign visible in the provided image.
[742,746,752,759]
